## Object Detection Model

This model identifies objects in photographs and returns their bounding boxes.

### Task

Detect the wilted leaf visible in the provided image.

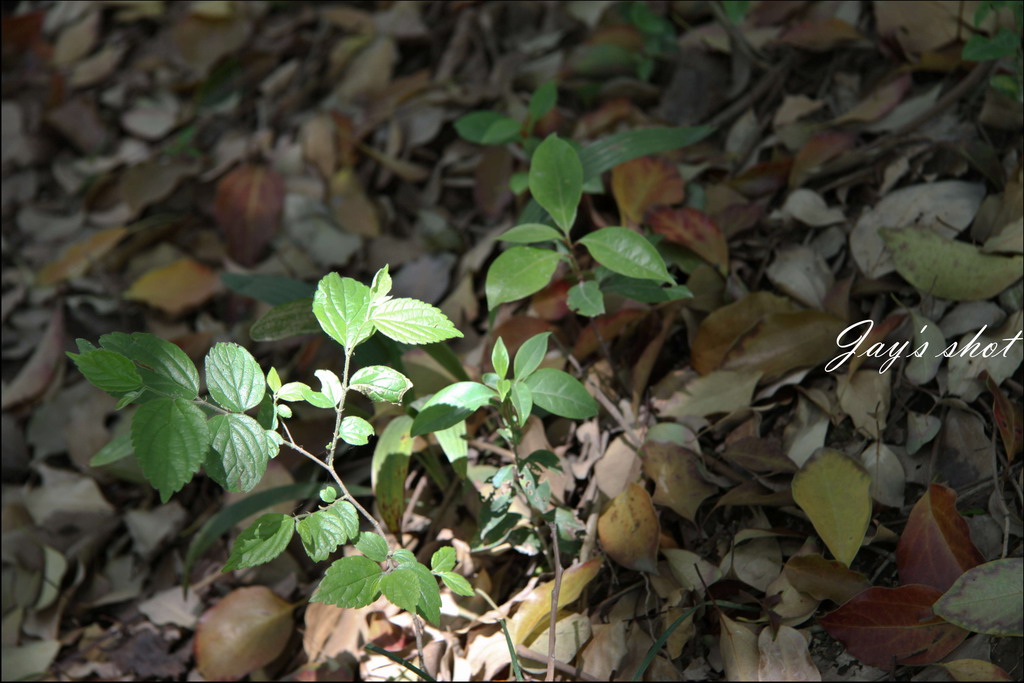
[649,207,728,274]
[897,484,984,592]
[124,258,219,316]
[791,449,871,567]
[215,164,285,266]
[987,373,1023,459]
[642,441,717,522]
[611,156,684,228]
[819,585,968,667]
[194,586,294,681]
[933,558,1023,636]
[597,483,659,573]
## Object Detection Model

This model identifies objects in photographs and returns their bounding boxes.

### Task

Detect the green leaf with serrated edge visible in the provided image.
[410,382,498,437]
[435,420,468,479]
[132,397,210,502]
[392,548,417,566]
[355,531,390,563]
[524,368,598,419]
[297,507,352,562]
[349,365,412,403]
[334,501,359,538]
[300,385,335,409]
[528,81,558,123]
[100,332,199,399]
[510,381,533,426]
[371,297,462,345]
[76,338,98,353]
[514,332,551,380]
[315,369,344,406]
[567,280,605,316]
[492,337,509,379]
[431,546,456,572]
[370,265,392,300]
[440,572,475,597]
[579,227,673,282]
[963,29,1019,61]
[68,349,142,394]
[371,416,414,533]
[934,558,1024,636]
[266,367,282,393]
[312,555,383,609]
[250,298,319,342]
[381,567,420,613]
[410,561,442,625]
[277,381,308,402]
[313,273,375,350]
[206,413,270,493]
[320,486,338,503]
[339,415,374,445]
[486,247,562,309]
[205,342,265,412]
[530,135,583,234]
[454,111,521,145]
[499,223,565,244]
[222,513,294,572]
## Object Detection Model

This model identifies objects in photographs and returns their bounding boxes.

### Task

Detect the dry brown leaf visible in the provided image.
[1,307,64,409]
[598,483,660,573]
[124,257,219,316]
[37,227,128,286]
[757,625,821,681]
[642,442,717,522]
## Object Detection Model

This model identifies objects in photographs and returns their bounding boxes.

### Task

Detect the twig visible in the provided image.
[516,645,601,682]
[545,519,565,682]
[412,614,429,678]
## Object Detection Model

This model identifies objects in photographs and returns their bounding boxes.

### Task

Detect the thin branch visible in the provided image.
[545,518,564,682]
[326,349,354,469]
[517,645,600,682]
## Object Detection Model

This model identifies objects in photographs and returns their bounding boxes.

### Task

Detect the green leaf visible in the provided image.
[90,430,133,467]
[222,513,295,572]
[205,342,265,412]
[100,332,200,399]
[486,247,561,309]
[313,273,375,351]
[529,135,583,234]
[355,531,390,563]
[276,381,309,402]
[409,561,442,625]
[440,571,475,597]
[339,415,374,446]
[510,381,533,426]
[371,297,463,345]
[528,81,558,124]
[499,223,565,244]
[492,337,509,380]
[220,272,315,306]
[349,365,413,403]
[453,111,522,145]
[410,382,498,436]
[721,0,750,24]
[567,280,605,316]
[312,555,383,608]
[934,558,1023,636]
[319,486,338,503]
[392,548,417,566]
[434,420,468,479]
[315,369,344,406]
[601,274,692,303]
[300,385,336,409]
[963,29,1019,61]
[250,298,320,342]
[68,348,142,395]
[334,501,360,539]
[206,413,272,493]
[431,546,457,572]
[370,265,392,300]
[514,332,551,380]
[266,367,282,393]
[524,368,598,419]
[422,341,471,382]
[579,227,673,283]
[297,506,355,562]
[131,397,210,502]
[381,567,421,613]
[371,416,414,534]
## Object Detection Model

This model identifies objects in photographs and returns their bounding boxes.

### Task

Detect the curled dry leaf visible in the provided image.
[194,586,295,681]
[597,483,660,574]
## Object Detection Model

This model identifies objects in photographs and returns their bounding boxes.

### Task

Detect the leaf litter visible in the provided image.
[2,1,1022,681]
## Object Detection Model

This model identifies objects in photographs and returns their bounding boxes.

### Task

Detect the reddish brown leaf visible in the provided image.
[1,307,64,409]
[195,586,294,681]
[847,312,906,375]
[727,159,792,198]
[649,207,728,275]
[488,316,558,369]
[778,18,863,52]
[214,164,285,266]
[986,373,1023,460]
[474,145,513,219]
[896,484,984,592]
[789,131,856,188]
[784,554,871,604]
[819,585,968,668]
[531,279,571,321]
[610,157,684,229]
[692,292,796,374]
[572,308,647,359]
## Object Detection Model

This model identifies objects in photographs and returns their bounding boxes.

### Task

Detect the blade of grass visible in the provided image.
[365,642,436,682]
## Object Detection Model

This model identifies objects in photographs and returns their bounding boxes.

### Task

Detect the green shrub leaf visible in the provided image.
[371,297,463,345]
[440,571,475,597]
[223,513,295,572]
[339,416,374,446]
[514,332,551,379]
[206,413,272,493]
[349,365,413,403]
[454,111,521,145]
[499,223,564,244]
[355,531,390,563]
[313,273,375,351]
[100,332,200,399]
[530,135,583,234]
[492,337,509,379]
[297,505,355,562]
[206,342,265,412]
[409,561,442,625]
[410,382,497,436]
[250,299,319,342]
[68,348,142,395]
[579,227,673,283]
[312,555,383,608]
[510,381,534,426]
[132,397,210,502]
[601,275,692,303]
[485,246,561,309]
[434,420,468,479]
[314,369,344,406]
[567,280,605,316]
[371,416,414,534]
[524,368,598,419]
[528,81,558,124]
[431,546,456,572]
[381,567,421,614]
[963,29,1019,62]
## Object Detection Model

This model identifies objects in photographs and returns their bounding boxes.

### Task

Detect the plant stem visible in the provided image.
[326,349,354,469]
[544,518,564,682]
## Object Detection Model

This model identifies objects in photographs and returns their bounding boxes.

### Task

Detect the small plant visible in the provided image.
[69,266,474,627]
[963,0,1024,102]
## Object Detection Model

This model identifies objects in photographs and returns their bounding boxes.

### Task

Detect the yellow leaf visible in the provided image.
[791,449,871,567]
[507,559,601,645]
[37,227,128,286]
[124,257,219,316]
[598,483,660,574]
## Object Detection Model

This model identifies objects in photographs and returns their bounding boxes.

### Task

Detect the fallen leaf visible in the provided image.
[778,17,863,52]
[789,131,856,187]
[611,156,685,228]
[784,554,871,604]
[642,441,718,522]
[896,484,985,592]
[572,308,647,359]
[663,548,722,591]
[653,368,762,419]
[728,159,793,198]
[859,443,905,508]
[791,449,871,567]
[936,658,1012,682]
[579,621,628,680]
[121,160,197,219]
[778,189,845,227]
[834,74,912,125]
[874,1,961,55]
[765,245,834,310]
[720,613,760,682]
[722,438,797,474]
[947,310,1024,402]
[329,168,380,238]
[172,12,250,75]
[215,164,285,266]
[987,373,1023,460]
[507,558,602,644]
[692,292,795,373]
[124,258,220,316]
[1,307,64,409]
[836,370,890,439]
[598,483,660,573]
[194,586,295,681]
[649,207,728,274]
[819,585,968,667]
[37,227,128,286]
[933,558,1023,637]
[757,625,821,681]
